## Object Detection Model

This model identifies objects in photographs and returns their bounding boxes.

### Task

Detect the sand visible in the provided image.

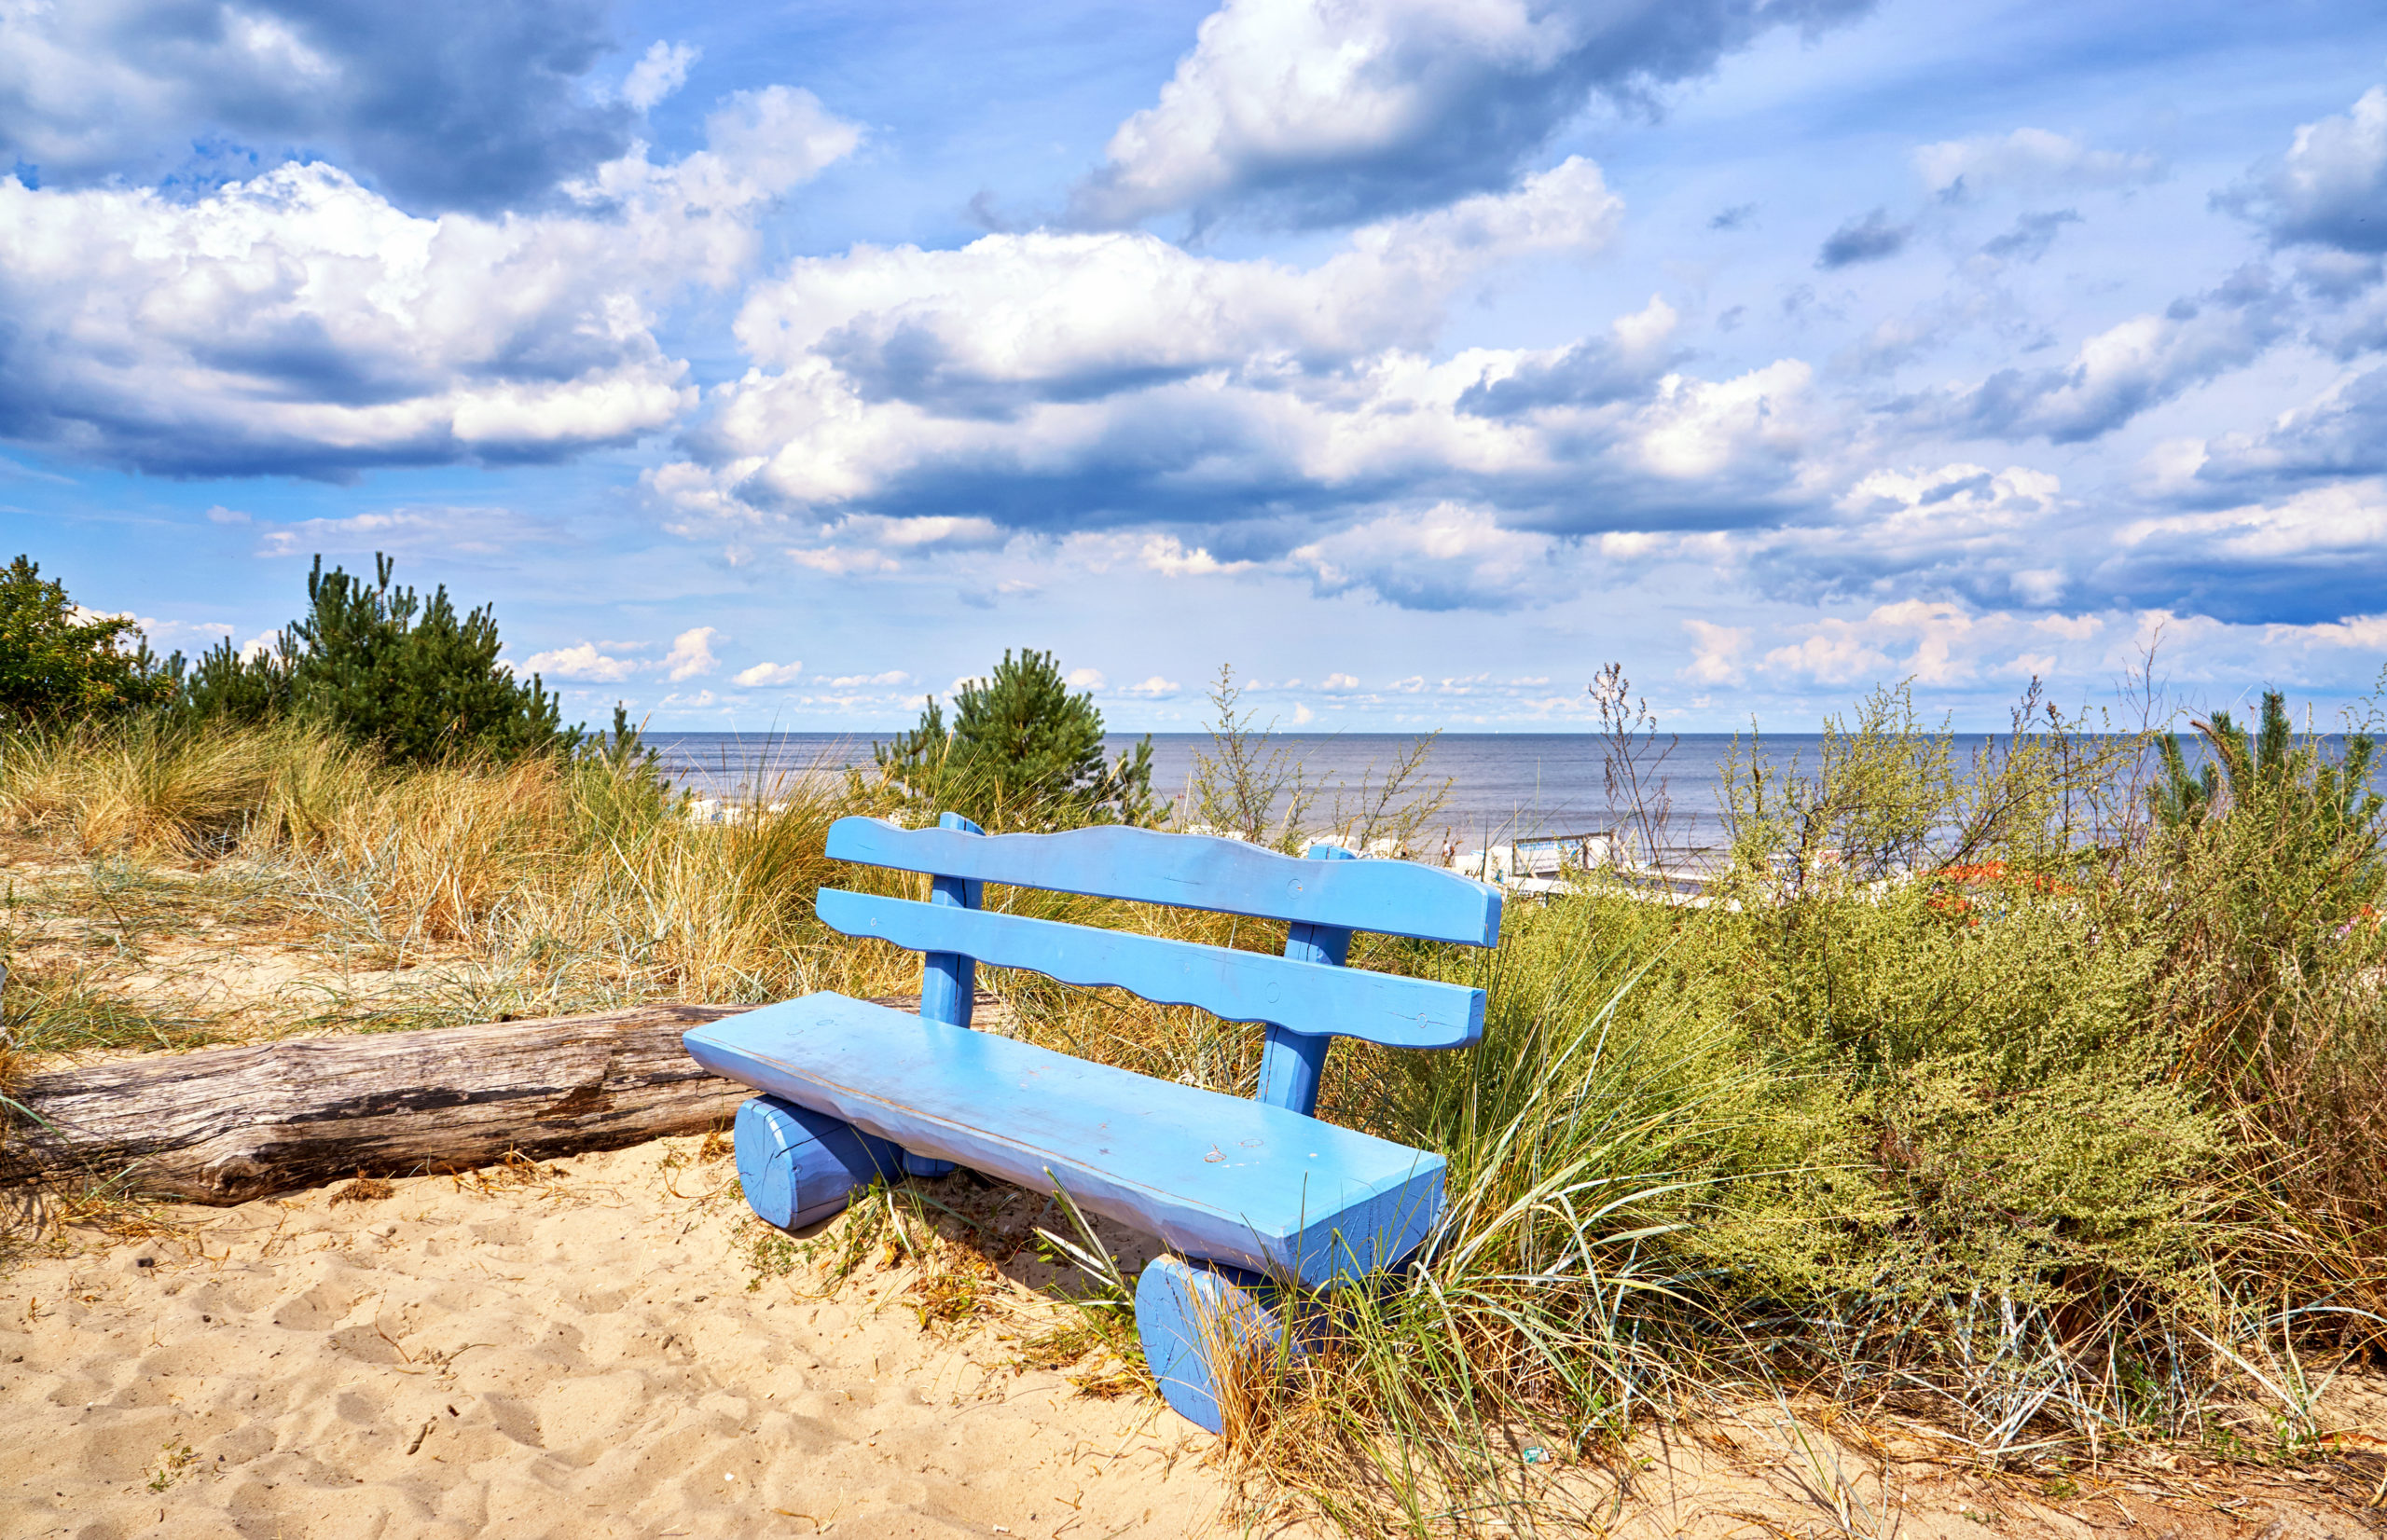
[0,1137,1229,1540]
[4,1134,2379,1540]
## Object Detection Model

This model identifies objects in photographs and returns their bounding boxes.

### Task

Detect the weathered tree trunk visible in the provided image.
[0,995,992,1205]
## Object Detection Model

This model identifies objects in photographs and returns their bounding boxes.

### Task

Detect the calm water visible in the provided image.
[644,730,2034,847]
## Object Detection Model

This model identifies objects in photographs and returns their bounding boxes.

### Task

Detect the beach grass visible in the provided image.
[1,693,2383,1534]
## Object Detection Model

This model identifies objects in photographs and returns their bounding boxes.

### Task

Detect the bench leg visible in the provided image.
[1134,1256,1302,1435]
[733,1095,904,1231]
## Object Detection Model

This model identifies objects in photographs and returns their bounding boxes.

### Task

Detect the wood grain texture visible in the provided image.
[824,817,1503,944]
[819,887,1485,1049]
[0,994,1001,1204]
[686,992,1446,1286]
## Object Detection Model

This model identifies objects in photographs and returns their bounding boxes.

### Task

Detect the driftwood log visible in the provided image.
[0,995,992,1205]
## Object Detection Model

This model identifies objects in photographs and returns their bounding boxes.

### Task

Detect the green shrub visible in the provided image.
[178,553,569,764]
[0,556,174,727]
[873,647,1155,830]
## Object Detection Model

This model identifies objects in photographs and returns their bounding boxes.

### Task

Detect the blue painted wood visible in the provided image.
[908,810,987,1179]
[1136,1255,1298,1434]
[1258,843,1357,1116]
[733,1094,904,1231]
[685,994,1445,1286]
[816,888,1485,1050]
[918,811,986,1032]
[1258,922,1351,1114]
[825,818,1501,945]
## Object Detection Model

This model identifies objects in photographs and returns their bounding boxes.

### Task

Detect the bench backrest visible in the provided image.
[816,812,1503,1118]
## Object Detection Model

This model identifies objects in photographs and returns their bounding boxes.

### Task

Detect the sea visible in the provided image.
[643,729,2049,855]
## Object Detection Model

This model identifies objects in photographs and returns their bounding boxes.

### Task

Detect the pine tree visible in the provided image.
[179,554,571,764]
[2150,690,2381,846]
[876,648,1155,828]
[0,556,174,727]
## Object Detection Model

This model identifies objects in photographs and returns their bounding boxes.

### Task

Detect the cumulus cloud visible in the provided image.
[622,41,700,113]
[2194,363,2387,489]
[1745,463,2071,609]
[0,87,860,476]
[2107,479,2387,623]
[1458,295,1682,414]
[734,660,805,687]
[661,324,1828,573]
[1289,502,1562,610]
[522,641,638,681]
[658,168,1839,567]
[1067,0,1872,230]
[1926,268,2291,444]
[1682,619,1749,683]
[660,626,719,681]
[1912,128,2162,199]
[1816,208,1909,268]
[730,158,1621,419]
[0,0,636,214]
[2228,85,2387,253]
[1763,599,1989,685]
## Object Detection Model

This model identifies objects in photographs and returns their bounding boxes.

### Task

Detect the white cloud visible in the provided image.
[2235,85,2387,253]
[1912,128,2163,197]
[1068,0,1863,229]
[1123,675,1183,697]
[734,660,805,688]
[1682,620,1750,684]
[0,0,634,213]
[1067,667,1108,690]
[822,670,910,688]
[766,515,1007,575]
[623,41,700,113]
[1931,271,2289,444]
[523,642,639,682]
[1762,600,1990,686]
[1320,672,1360,693]
[128,617,235,650]
[2117,479,2387,561]
[661,626,720,681]
[730,157,1619,411]
[1290,502,1561,610]
[1137,536,1256,578]
[662,297,1826,588]
[0,86,859,476]
[2034,613,2103,641]
[253,506,556,558]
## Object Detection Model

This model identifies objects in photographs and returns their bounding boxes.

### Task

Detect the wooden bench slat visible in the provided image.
[684,995,1445,1286]
[817,888,1484,1050]
[824,818,1501,944]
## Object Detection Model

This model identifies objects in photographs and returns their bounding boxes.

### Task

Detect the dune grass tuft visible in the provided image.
[2,689,2384,1533]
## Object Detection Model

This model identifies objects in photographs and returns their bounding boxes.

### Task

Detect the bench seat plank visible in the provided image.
[825,818,1501,945]
[684,994,1444,1286]
[817,888,1484,1050]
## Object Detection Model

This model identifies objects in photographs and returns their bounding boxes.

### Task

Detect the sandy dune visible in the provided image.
[0,1136,1227,1540]
[3,1134,2377,1540]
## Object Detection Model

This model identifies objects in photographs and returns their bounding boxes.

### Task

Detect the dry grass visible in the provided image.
[5,715,2387,1539]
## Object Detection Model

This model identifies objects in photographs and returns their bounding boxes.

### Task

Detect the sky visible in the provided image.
[7,0,2387,735]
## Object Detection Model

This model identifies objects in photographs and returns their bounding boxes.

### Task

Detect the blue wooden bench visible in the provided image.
[682,811,1502,1431]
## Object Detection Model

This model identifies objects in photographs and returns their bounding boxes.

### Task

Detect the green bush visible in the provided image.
[0,556,174,727]
[178,553,570,764]
[872,647,1155,830]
